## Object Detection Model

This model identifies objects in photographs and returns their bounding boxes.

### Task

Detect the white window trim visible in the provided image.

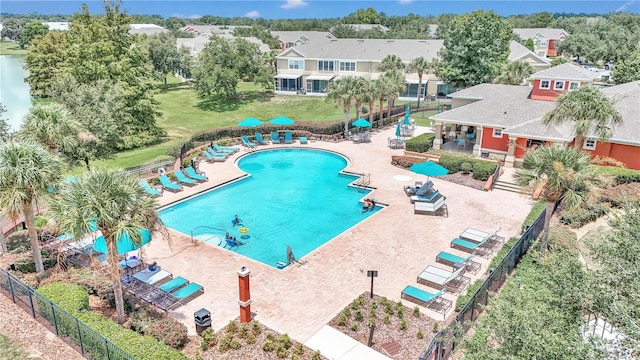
[583,138,596,151]
[539,80,550,89]
[288,59,304,70]
[317,60,334,72]
[554,81,565,90]
[569,82,579,91]
[492,129,503,138]
[339,61,356,72]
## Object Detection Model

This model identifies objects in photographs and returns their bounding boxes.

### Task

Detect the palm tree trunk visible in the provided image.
[22,202,44,273]
[387,100,393,121]
[539,201,555,254]
[368,100,375,125]
[417,73,423,107]
[343,104,350,138]
[0,230,7,254]
[378,100,384,124]
[106,235,126,324]
[355,102,361,120]
[573,135,584,149]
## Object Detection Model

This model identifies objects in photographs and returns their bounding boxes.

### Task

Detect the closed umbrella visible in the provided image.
[269,116,295,126]
[238,117,264,127]
[92,229,152,255]
[403,105,411,125]
[409,161,449,180]
[395,121,402,138]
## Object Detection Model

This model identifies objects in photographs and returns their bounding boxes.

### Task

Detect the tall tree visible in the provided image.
[0,18,26,42]
[611,48,640,84]
[20,103,80,155]
[407,56,431,106]
[326,77,360,137]
[378,54,405,72]
[436,10,512,88]
[0,104,11,142]
[48,169,162,324]
[514,146,597,254]
[146,32,192,84]
[543,86,623,149]
[494,60,534,85]
[0,141,63,273]
[524,38,535,52]
[364,78,382,125]
[23,30,70,97]
[19,21,49,49]
[550,57,569,67]
[380,70,406,119]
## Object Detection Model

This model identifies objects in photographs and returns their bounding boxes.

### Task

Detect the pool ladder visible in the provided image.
[354,173,370,192]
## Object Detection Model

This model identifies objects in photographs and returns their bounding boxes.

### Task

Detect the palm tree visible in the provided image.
[326,77,359,137]
[20,103,80,155]
[48,169,163,324]
[351,77,368,120]
[364,79,382,125]
[543,86,623,149]
[0,210,7,254]
[0,141,63,272]
[494,60,535,85]
[381,70,406,119]
[514,145,597,254]
[378,54,406,73]
[407,56,431,106]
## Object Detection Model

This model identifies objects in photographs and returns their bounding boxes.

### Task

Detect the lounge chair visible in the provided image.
[299,136,308,144]
[414,196,448,217]
[158,276,188,292]
[271,132,281,144]
[404,181,434,196]
[459,228,505,245]
[410,190,441,203]
[417,265,471,295]
[401,286,451,319]
[203,148,228,162]
[213,143,239,154]
[184,166,208,182]
[132,267,173,285]
[450,237,493,258]
[138,180,162,197]
[168,282,204,309]
[436,251,481,274]
[174,170,198,186]
[284,131,293,144]
[255,133,269,145]
[158,175,183,192]
[241,135,257,149]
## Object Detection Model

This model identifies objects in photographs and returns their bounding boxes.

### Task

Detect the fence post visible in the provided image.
[105,338,111,360]
[28,292,35,318]
[76,319,84,355]
[50,302,59,335]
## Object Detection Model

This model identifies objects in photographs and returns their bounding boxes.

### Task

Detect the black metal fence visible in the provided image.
[0,269,135,360]
[420,209,547,360]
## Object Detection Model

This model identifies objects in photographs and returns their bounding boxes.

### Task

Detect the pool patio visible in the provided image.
[143,125,533,344]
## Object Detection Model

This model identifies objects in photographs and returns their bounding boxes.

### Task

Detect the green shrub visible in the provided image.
[559,203,609,228]
[432,322,439,333]
[371,302,378,310]
[218,333,238,352]
[397,307,404,319]
[128,304,188,349]
[417,328,425,339]
[406,133,436,153]
[262,339,277,352]
[351,323,359,331]
[311,350,322,360]
[369,307,377,318]
[342,308,351,318]
[225,320,239,334]
[593,165,640,185]
[413,306,420,317]
[279,334,292,349]
[488,237,519,271]
[354,310,364,322]
[276,345,288,358]
[399,319,407,331]
[245,331,256,344]
[36,283,187,360]
[337,314,348,326]
[460,162,473,174]
[599,183,640,207]
[522,199,546,233]
[456,279,484,311]
[471,160,498,181]
[294,342,305,355]
[438,153,467,173]
[251,320,262,335]
[383,315,391,324]
[200,328,217,350]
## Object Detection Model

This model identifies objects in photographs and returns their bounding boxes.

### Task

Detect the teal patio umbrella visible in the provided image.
[403,105,411,125]
[269,116,295,126]
[395,122,402,138]
[351,118,372,128]
[92,229,152,255]
[238,117,264,127]
[409,161,449,180]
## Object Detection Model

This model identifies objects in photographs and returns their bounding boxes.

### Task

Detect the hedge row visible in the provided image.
[405,133,436,153]
[593,165,640,185]
[438,153,497,181]
[36,283,187,360]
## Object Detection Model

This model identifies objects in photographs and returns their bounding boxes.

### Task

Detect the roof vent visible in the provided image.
[358,39,364,43]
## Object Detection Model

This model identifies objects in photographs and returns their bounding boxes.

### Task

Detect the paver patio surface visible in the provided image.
[143,125,534,343]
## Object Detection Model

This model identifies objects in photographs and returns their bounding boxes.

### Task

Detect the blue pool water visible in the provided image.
[158,149,379,268]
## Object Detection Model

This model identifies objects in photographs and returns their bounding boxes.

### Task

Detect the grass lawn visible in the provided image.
[0,41,27,55]
[0,333,32,360]
[93,82,354,170]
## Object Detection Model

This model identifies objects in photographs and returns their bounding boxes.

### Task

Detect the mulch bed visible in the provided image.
[437,172,486,191]
[329,292,443,360]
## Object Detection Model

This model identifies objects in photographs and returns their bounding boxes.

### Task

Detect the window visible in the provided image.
[569,82,579,90]
[539,80,550,89]
[554,81,565,90]
[583,138,596,150]
[492,128,503,138]
[540,40,547,46]
[318,60,334,72]
[339,61,356,72]
[288,59,304,70]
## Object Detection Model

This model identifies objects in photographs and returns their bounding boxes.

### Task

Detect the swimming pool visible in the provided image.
[158,149,379,268]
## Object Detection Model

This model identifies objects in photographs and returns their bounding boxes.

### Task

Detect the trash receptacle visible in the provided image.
[194,308,211,335]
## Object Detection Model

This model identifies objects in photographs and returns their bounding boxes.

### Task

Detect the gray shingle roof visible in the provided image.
[532,63,599,81]
[513,28,568,40]
[508,42,550,65]
[430,81,640,145]
[271,31,336,44]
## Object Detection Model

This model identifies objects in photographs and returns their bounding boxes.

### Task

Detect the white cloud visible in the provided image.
[245,10,260,18]
[398,0,413,4]
[187,14,202,19]
[280,0,309,9]
[171,13,202,19]
[615,0,637,12]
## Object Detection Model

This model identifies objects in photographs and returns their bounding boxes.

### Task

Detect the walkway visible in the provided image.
[304,325,390,360]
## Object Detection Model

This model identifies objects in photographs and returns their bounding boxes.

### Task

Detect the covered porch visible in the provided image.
[274,73,303,94]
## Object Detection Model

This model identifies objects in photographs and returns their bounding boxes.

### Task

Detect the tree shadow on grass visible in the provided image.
[196,91,275,113]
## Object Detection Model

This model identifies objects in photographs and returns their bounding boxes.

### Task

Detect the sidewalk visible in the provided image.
[304,325,391,360]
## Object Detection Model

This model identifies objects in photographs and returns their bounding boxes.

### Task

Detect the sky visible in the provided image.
[1,0,639,19]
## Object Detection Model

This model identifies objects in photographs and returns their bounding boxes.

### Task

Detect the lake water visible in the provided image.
[0,55,32,132]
